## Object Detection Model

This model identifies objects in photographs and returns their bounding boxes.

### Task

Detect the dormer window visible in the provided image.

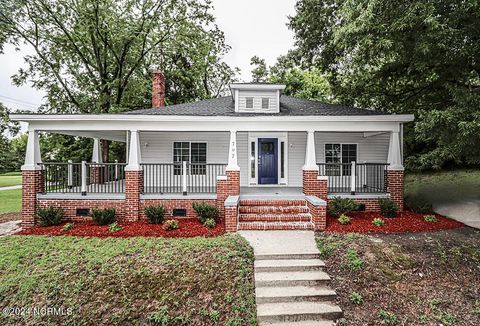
[261,98,269,109]
[231,83,286,113]
[246,97,254,109]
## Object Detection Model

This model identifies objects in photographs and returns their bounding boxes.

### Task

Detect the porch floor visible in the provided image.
[240,187,305,200]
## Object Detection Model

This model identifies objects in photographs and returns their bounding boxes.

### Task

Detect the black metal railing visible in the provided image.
[317,162,388,194]
[355,163,389,193]
[39,162,126,194]
[142,162,227,194]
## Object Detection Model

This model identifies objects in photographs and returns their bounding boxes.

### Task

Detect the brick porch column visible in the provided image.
[302,130,327,230]
[217,130,240,232]
[89,138,105,184]
[124,130,143,221]
[387,130,405,210]
[21,130,43,228]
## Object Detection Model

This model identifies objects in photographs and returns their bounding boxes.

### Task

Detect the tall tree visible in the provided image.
[0,0,237,161]
[0,103,20,172]
[289,0,480,170]
[250,56,268,82]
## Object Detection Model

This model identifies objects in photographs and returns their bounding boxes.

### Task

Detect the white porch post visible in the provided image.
[303,130,318,171]
[22,130,42,170]
[125,130,142,171]
[387,130,403,170]
[92,138,103,163]
[226,130,240,171]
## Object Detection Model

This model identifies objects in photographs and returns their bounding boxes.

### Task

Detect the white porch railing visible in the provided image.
[317,162,389,194]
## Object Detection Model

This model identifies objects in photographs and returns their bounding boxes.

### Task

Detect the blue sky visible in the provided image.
[0,0,297,113]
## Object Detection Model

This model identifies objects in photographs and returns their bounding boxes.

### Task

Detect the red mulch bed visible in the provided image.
[16,219,225,238]
[325,210,464,234]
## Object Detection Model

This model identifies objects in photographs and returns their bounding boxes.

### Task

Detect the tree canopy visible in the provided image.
[289,0,480,169]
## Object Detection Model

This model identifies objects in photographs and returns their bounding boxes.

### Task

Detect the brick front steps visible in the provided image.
[254,253,342,325]
[238,199,314,230]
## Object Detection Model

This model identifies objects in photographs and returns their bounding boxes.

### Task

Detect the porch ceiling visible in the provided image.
[44,130,127,142]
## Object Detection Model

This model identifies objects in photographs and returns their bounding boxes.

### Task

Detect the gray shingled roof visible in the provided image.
[124,95,389,116]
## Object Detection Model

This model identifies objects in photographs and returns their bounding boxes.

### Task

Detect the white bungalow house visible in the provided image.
[12,71,414,231]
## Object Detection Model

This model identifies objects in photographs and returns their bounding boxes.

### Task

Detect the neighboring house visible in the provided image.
[11,71,414,231]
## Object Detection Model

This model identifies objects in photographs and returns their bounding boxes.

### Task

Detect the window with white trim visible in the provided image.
[245,97,254,109]
[261,98,269,109]
[173,142,207,175]
[325,144,357,176]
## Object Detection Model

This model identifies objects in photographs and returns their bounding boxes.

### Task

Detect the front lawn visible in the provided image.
[405,169,480,204]
[316,228,480,325]
[0,188,22,214]
[0,172,22,187]
[0,235,257,325]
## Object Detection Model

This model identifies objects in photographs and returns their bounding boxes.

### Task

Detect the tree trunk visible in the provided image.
[101,139,109,163]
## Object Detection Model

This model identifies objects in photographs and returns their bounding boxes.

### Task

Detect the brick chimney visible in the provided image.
[152,70,165,108]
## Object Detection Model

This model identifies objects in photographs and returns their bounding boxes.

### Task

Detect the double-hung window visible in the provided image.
[325,144,357,176]
[173,142,207,175]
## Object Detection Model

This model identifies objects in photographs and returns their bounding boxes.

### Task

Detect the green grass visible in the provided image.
[0,189,22,214]
[405,169,480,204]
[0,173,22,187]
[0,234,257,325]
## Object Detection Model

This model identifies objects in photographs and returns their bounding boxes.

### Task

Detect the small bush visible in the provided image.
[405,195,433,213]
[108,222,122,232]
[378,309,397,325]
[372,217,385,226]
[144,205,166,224]
[62,223,75,231]
[91,208,116,225]
[203,218,216,229]
[37,206,64,227]
[164,219,179,231]
[350,292,363,304]
[328,197,359,217]
[338,214,351,225]
[379,198,398,218]
[345,248,364,271]
[193,202,220,224]
[424,215,438,223]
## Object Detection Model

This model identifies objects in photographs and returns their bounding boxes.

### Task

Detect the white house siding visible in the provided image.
[137,131,389,188]
[315,132,390,163]
[237,90,278,113]
[139,131,229,163]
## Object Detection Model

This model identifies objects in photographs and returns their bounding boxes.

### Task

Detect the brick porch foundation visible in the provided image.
[386,170,404,211]
[124,170,143,221]
[216,170,240,232]
[302,170,327,230]
[21,170,43,228]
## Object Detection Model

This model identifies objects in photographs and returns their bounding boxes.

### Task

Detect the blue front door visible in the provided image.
[258,138,278,184]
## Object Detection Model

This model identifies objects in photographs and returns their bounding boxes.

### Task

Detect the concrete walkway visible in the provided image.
[0,220,22,236]
[0,185,22,191]
[240,231,342,325]
[433,199,480,229]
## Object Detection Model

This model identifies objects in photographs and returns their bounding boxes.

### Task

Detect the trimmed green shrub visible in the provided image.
[144,205,166,224]
[164,219,179,231]
[328,197,359,217]
[192,202,220,224]
[338,214,351,225]
[372,217,385,226]
[405,195,433,214]
[108,222,122,232]
[203,218,216,229]
[379,198,398,218]
[37,206,64,227]
[62,223,75,231]
[91,208,116,225]
[424,215,438,223]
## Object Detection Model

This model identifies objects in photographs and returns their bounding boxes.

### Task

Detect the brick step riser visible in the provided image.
[257,311,343,323]
[255,280,329,287]
[255,254,322,260]
[255,265,324,273]
[239,215,312,222]
[239,206,309,214]
[238,223,314,231]
[256,294,337,304]
[239,200,307,207]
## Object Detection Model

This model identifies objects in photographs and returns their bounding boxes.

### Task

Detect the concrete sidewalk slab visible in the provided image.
[239,230,319,256]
